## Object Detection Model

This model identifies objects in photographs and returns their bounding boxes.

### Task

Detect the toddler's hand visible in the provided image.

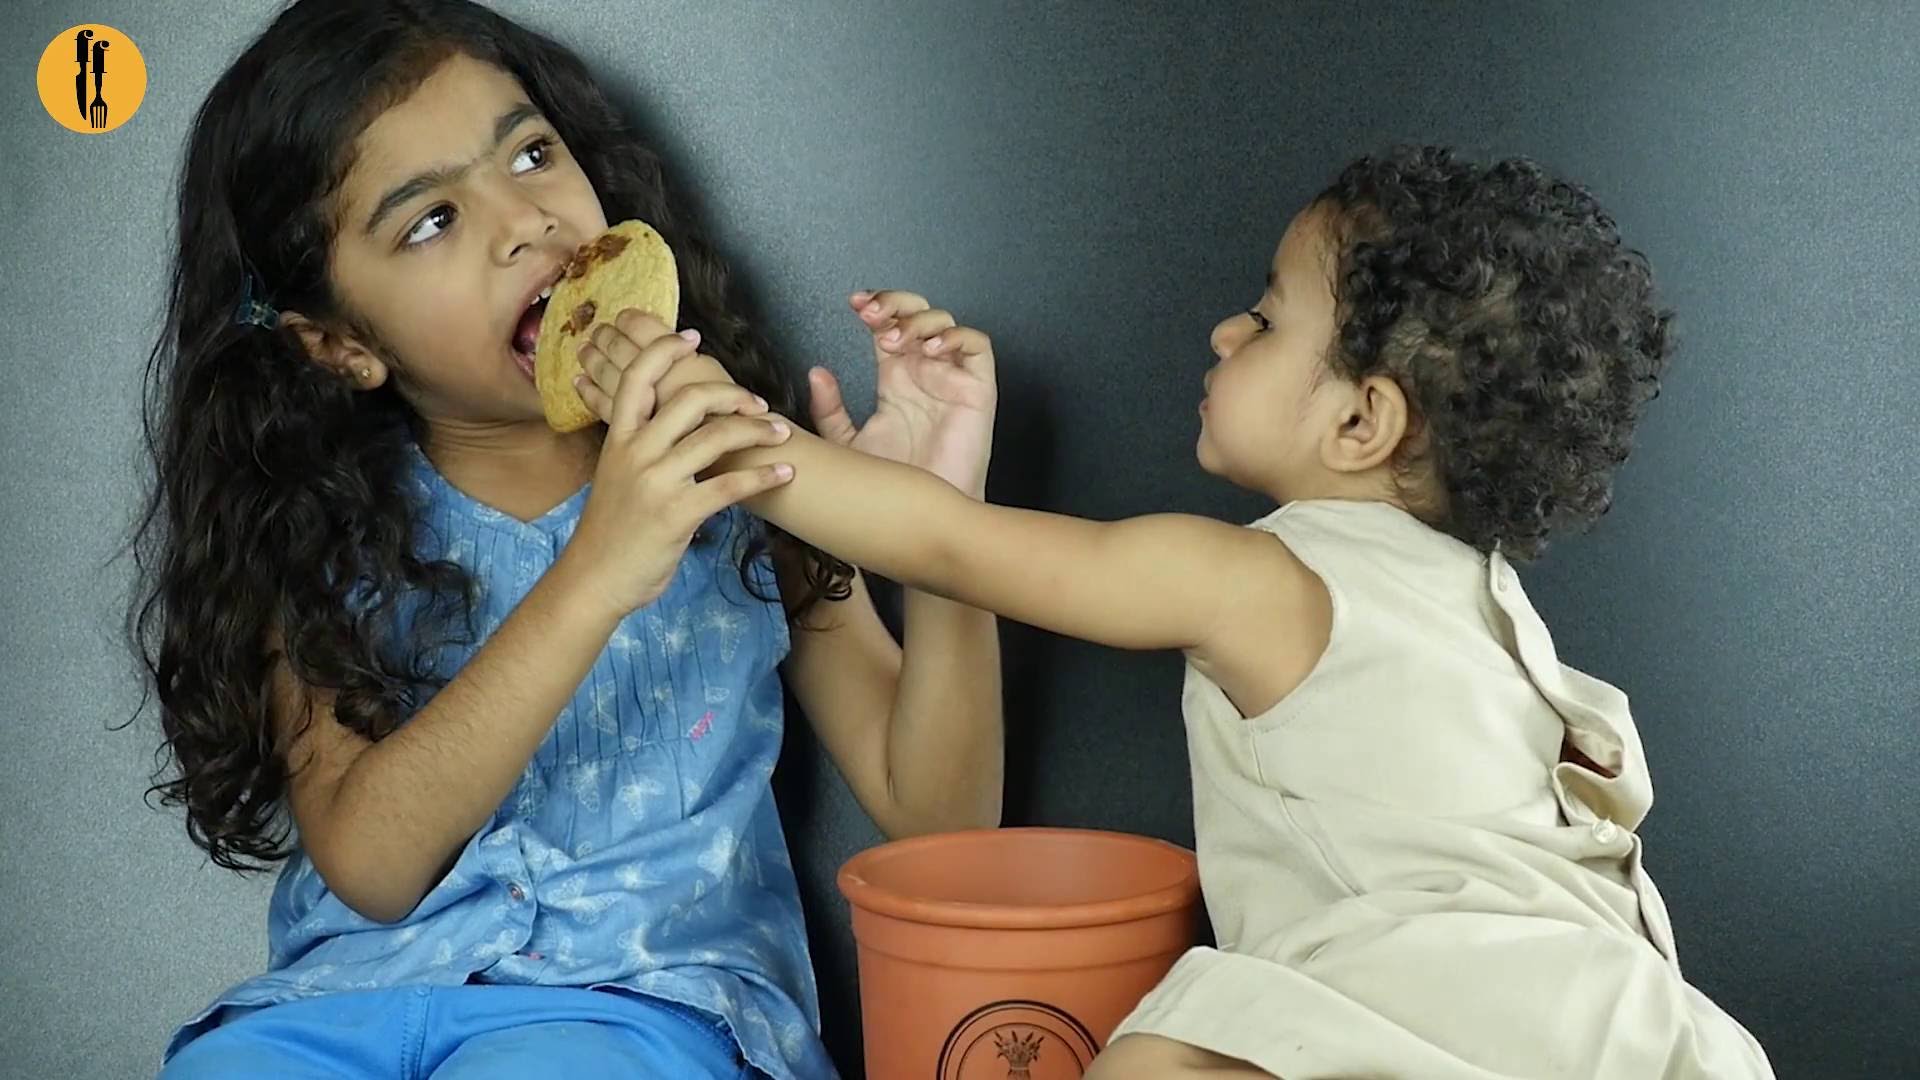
[809,290,997,497]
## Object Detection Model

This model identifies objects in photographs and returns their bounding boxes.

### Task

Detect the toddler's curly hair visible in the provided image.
[1316,146,1674,560]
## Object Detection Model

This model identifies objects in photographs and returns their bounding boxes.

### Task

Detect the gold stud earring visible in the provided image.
[357,367,372,381]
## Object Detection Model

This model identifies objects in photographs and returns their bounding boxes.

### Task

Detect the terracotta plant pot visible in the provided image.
[838,827,1201,1079]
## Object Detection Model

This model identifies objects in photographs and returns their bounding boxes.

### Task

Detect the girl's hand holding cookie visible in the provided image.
[562,321,794,618]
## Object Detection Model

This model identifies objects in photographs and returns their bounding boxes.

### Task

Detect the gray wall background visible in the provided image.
[3,1,1914,1077]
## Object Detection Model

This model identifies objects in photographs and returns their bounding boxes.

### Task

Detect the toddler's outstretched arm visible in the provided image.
[628,323,1321,682]
[755,425,1299,656]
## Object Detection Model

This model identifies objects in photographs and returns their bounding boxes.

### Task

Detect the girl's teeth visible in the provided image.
[537,285,553,300]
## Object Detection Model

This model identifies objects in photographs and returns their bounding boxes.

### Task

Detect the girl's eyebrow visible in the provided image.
[361,102,544,236]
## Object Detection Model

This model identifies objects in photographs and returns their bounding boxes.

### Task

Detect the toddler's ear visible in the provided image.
[1325,374,1411,473]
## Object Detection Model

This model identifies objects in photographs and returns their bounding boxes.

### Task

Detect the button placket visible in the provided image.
[1489,552,1515,597]
[1625,835,1680,963]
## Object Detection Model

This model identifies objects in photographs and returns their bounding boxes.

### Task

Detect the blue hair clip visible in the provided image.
[234,269,279,329]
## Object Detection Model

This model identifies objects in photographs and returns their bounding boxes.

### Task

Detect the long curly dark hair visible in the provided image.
[1313,146,1674,560]
[127,0,850,872]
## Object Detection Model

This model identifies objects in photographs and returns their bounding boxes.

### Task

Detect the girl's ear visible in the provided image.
[281,310,389,390]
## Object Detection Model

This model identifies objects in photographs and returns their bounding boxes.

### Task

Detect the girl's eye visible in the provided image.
[405,205,455,247]
[1247,309,1273,333]
[512,137,553,175]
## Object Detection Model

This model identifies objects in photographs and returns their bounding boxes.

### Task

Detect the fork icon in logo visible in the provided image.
[74,29,110,129]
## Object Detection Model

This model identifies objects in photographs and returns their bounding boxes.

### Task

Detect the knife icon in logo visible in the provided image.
[74,29,93,123]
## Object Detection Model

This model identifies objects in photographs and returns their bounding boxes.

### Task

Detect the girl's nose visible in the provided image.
[496,195,559,265]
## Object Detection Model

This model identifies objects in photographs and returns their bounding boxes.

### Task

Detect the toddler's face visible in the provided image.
[1198,204,1348,499]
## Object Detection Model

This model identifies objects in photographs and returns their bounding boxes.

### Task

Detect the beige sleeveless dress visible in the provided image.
[1111,500,1773,1079]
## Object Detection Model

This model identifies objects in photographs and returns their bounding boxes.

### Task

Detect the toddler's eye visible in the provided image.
[1247,309,1272,333]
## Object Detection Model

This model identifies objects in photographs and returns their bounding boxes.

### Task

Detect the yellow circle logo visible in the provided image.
[36,24,147,134]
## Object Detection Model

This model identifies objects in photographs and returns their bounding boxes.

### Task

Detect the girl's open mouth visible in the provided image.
[510,287,553,379]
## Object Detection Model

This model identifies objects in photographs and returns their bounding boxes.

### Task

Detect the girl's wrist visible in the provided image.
[541,549,645,631]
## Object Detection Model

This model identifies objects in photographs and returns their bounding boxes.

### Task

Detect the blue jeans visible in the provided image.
[160,985,754,1078]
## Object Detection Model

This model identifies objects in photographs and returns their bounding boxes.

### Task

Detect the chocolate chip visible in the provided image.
[563,300,596,335]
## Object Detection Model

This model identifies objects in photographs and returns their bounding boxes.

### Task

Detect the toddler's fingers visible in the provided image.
[879,308,957,353]
[808,367,858,446]
[856,289,930,329]
[924,325,994,360]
